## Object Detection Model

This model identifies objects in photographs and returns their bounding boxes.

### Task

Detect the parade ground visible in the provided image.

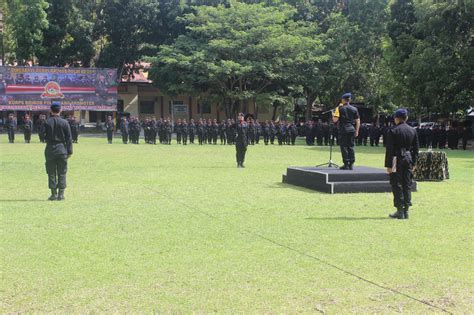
[1,137,473,313]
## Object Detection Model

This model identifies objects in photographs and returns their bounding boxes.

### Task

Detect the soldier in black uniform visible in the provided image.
[5,113,17,143]
[120,117,129,144]
[226,119,234,145]
[332,93,360,170]
[262,120,270,145]
[369,124,381,146]
[219,120,227,144]
[175,119,182,144]
[23,114,33,143]
[43,102,73,201]
[385,108,419,219]
[69,116,80,143]
[181,119,188,145]
[289,122,298,145]
[255,120,261,144]
[105,115,114,144]
[36,114,47,143]
[234,113,249,168]
[189,119,196,144]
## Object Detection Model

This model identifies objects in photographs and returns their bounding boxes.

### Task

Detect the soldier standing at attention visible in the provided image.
[37,114,47,143]
[69,116,80,143]
[120,117,129,144]
[175,119,182,144]
[105,115,114,144]
[189,118,196,144]
[234,113,249,168]
[219,119,227,144]
[181,119,188,145]
[5,113,17,143]
[262,120,270,145]
[332,93,360,170]
[385,109,419,219]
[23,114,33,143]
[43,102,73,201]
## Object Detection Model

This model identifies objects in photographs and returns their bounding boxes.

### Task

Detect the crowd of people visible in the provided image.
[116,116,301,146]
[1,113,471,150]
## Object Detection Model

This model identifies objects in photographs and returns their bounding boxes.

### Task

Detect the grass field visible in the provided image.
[1,135,473,313]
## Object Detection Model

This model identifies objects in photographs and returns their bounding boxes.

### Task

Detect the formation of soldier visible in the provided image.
[2,114,472,150]
[114,116,302,146]
[416,124,471,150]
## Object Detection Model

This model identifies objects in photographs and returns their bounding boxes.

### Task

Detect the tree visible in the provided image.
[149,1,328,118]
[6,0,49,65]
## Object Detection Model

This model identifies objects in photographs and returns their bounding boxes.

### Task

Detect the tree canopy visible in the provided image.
[1,0,472,118]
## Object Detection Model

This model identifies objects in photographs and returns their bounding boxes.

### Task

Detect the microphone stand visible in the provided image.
[316,110,339,168]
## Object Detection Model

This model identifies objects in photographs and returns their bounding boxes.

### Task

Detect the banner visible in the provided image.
[0,66,118,111]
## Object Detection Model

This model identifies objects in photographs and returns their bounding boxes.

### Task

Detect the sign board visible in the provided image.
[0,66,118,111]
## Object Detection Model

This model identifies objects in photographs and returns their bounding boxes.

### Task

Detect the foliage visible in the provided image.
[1,0,472,116]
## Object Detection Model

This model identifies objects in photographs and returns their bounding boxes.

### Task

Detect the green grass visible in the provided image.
[1,135,473,313]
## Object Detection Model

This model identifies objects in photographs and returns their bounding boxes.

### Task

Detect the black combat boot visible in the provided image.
[48,189,57,201]
[57,189,65,201]
[339,164,350,170]
[349,163,354,170]
[389,207,405,219]
[403,207,409,219]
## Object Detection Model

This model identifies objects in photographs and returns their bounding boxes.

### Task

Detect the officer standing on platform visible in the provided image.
[43,102,73,201]
[332,93,360,170]
[385,108,419,220]
[105,115,114,144]
[234,113,249,168]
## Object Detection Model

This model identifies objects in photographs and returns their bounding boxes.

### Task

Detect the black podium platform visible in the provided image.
[282,166,416,194]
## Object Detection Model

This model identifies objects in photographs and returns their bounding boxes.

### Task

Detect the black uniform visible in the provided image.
[334,104,360,167]
[69,120,80,143]
[43,115,73,191]
[385,122,419,216]
[234,121,248,167]
[188,122,196,144]
[120,120,129,144]
[37,117,47,143]
[5,117,16,143]
[23,119,33,143]
[105,120,114,143]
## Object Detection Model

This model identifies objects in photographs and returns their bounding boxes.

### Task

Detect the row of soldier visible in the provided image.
[3,112,471,150]
[116,116,301,146]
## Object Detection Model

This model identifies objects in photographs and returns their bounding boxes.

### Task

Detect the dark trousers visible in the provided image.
[72,130,78,143]
[236,143,247,165]
[339,132,355,165]
[390,165,413,209]
[122,132,128,144]
[24,130,32,142]
[45,145,68,189]
[7,128,15,142]
[263,134,269,145]
[190,133,195,144]
[107,130,113,143]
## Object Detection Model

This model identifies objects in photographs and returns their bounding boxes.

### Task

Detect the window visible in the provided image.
[140,100,155,114]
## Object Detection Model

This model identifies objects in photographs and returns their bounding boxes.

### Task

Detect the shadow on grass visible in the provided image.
[306,216,389,221]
